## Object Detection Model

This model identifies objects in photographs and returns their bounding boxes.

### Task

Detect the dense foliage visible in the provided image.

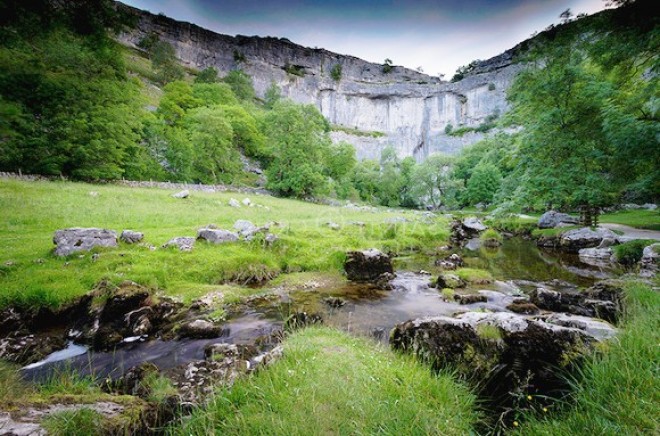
[449,0,659,211]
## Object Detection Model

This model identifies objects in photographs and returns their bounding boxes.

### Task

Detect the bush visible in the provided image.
[613,239,654,266]
[480,228,503,242]
[330,63,342,81]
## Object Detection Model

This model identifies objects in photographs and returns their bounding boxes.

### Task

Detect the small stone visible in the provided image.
[242,198,252,206]
[163,237,195,251]
[228,198,241,208]
[327,222,341,231]
[120,230,144,244]
[172,190,190,199]
[454,293,487,305]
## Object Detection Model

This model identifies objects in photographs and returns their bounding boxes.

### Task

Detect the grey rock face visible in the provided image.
[578,247,614,264]
[344,249,394,283]
[162,237,195,251]
[117,4,522,161]
[197,228,239,244]
[53,228,118,257]
[560,227,619,253]
[538,210,580,229]
[545,313,617,341]
[120,230,144,244]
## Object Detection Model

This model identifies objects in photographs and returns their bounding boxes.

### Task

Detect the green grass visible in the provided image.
[601,210,660,231]
[515,280,660,434]
[486,215,539,235]
[172,326,479,435]
[455,268,493,284]
[0,179,449,309]
[613,239,656,266]
[480,228,503,243]
[331,124,386,138]
[42,407,104,436]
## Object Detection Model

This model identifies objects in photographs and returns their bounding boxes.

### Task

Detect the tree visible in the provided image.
[411,154,462,208]
[192,82,238,106]
[326,141,357,181]
[158,81,202,125]
[221,105,267,159]
[262,102,331,197]
[264,82,282,109]
[185,106,241,183]
[151,40,184,84]
[222,70,255,101]
[464,163,501,205]
[195,66,218,83]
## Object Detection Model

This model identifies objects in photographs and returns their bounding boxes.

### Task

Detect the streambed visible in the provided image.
[21,238,617,381]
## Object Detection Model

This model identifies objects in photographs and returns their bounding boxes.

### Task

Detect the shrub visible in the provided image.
[330,63,342,81]
[488,82,496,91]
[480,228,503,243]
[613,239,654,266]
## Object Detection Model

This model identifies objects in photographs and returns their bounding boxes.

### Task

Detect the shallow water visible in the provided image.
[22,237,618,380]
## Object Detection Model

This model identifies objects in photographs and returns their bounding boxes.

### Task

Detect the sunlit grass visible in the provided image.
[0,179,449,309]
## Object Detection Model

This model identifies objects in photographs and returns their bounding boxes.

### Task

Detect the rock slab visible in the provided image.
[53,228,118,257]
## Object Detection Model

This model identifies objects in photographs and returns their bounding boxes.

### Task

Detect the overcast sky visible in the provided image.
[121,0,609,76]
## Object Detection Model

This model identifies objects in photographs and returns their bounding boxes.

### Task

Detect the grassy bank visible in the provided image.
[0,179,448,309]
[601,210,660,231]
[172,326,479,435]
[515,280,660,434]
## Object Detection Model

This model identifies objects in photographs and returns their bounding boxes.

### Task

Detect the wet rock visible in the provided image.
[462,217,487,233]
[437,273,466,289]
[578,247,613,261]
[323,296,346,308]
[559,227,619,253]
[53,228,118,257]
[454,293,487,305]
[0,333,67,365]
[162,236,195,251]
[530,283,622,323]
[204,343,258,362]
[252,345,284,369]
[285,312,323,330]
[197,228,239,244]
[374,272,396,290]
[640,243,659,277]
[106,362,159,397]
[544,313,617,341]
[435,253,464,270]
[120,230,143,244]
[538,211,579,229]
[390,311,595,404]
[174,359,249,404]
[172,189,189,198]
[506,301,540,314]
[344,249,394,283]
[179,319,224,339]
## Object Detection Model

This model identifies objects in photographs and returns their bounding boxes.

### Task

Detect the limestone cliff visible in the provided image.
[117,2,524,161]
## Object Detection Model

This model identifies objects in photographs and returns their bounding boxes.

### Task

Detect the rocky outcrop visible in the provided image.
[344,249,394,284]
[117,3,524,161]
[529,282,622,323]
[559,227,619,253]
[538,211,579,229]
[390,311,599,405]
[53,228,118,256]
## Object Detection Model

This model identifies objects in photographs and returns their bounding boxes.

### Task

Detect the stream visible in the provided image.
[21,238,619,381]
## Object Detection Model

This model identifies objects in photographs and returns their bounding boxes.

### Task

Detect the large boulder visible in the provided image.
[179,319,224,339]
[463,217,487,233]
[538,211,579,229]
[390,311,599,404]
[578,247,614,266]
[197,228,239,244]
[559,227,619,252]
[344,249,394,283]
[53,228,118,257]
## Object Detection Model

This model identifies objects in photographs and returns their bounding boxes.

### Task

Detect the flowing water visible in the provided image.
[22,238,618,381]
